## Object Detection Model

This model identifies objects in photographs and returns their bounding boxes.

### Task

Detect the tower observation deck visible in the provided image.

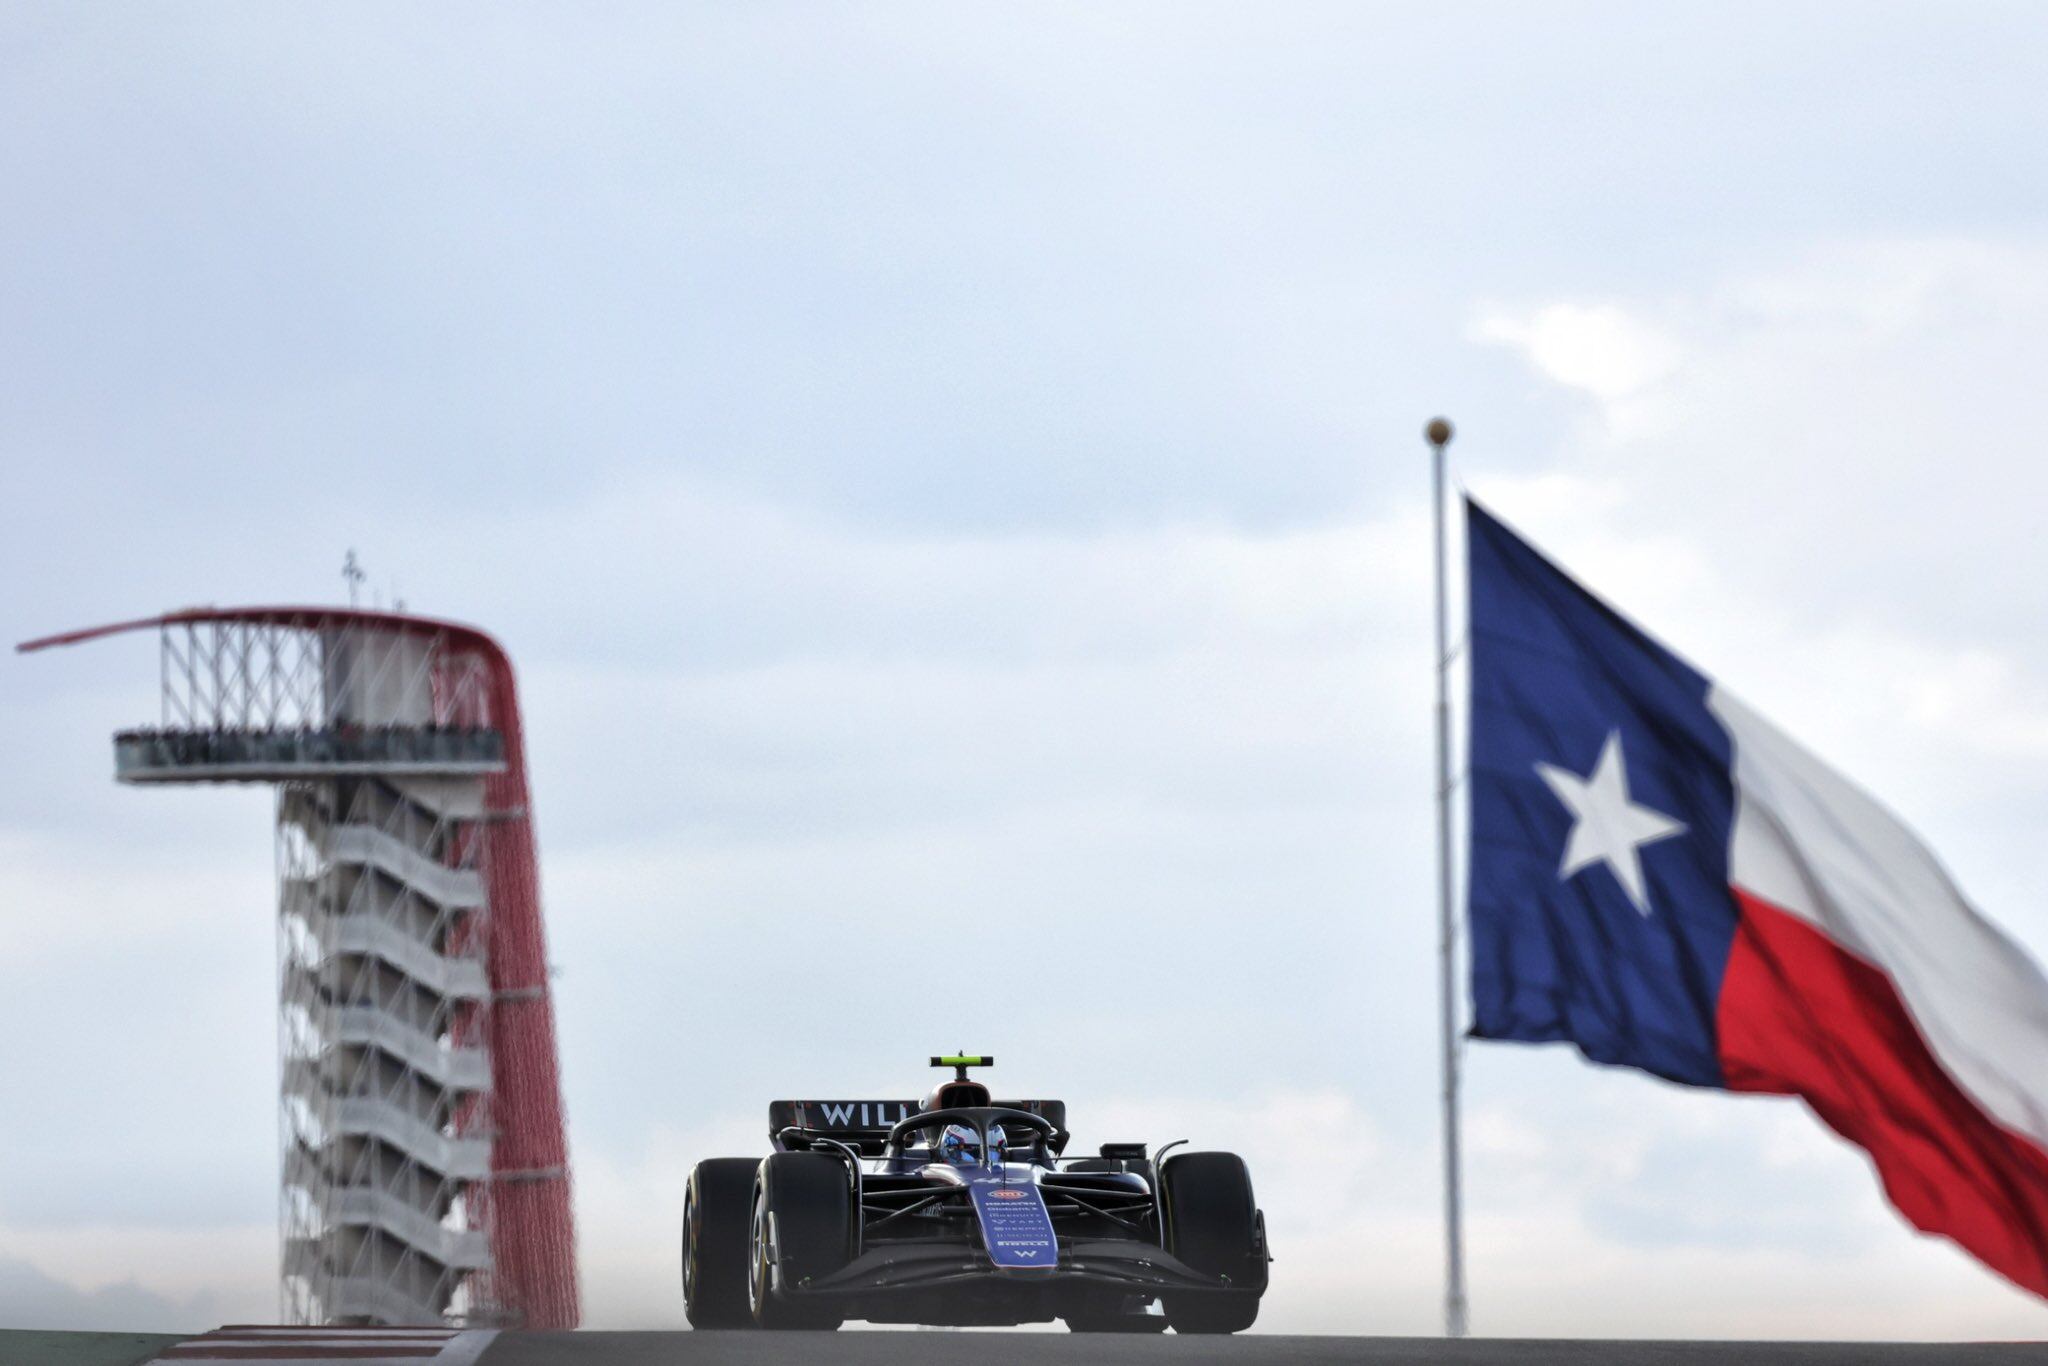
[19,608,579,1329]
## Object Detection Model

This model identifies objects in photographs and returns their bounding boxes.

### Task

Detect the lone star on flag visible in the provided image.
[1535,730,1686,915]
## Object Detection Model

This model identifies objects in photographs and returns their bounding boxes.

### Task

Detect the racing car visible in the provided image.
[681,1056,1270,1333]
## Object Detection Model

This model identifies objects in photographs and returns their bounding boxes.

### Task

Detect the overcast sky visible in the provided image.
[7,0,2048,1340]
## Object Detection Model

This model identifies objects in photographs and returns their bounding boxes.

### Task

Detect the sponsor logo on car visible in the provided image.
[990,1188,1027,1200]
[808,1101,914,1127]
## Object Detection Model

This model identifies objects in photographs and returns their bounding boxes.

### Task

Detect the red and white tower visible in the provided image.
[20,608,579,1329]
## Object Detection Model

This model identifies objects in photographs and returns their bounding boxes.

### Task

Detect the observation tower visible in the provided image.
[19,608,579,1329]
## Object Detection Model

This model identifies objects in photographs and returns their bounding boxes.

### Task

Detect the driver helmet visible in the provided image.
[937,1123,1008,1166]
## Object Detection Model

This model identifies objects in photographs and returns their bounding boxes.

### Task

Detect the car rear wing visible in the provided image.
[768,1099,1067,1155]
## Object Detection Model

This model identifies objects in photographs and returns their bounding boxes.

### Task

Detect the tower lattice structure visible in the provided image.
[20,608,580,1329]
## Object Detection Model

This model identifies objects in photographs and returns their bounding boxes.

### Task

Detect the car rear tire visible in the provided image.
[1159,1151,1265,1335]
[683,1158,758,1329]
[748,1152,849,1330]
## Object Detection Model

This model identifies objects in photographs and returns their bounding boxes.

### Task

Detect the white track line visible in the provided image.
[146,1326,498,1366]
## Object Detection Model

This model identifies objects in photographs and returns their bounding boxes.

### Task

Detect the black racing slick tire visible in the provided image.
[748,1152,849,1330]
[1160,1151,1266,1335]
[683,1158,759,1329]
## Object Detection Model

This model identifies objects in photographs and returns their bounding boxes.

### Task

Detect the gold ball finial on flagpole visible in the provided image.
[1426,416,1454,449]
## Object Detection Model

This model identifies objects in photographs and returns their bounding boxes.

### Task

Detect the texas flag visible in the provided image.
[1465,498,2048,1296]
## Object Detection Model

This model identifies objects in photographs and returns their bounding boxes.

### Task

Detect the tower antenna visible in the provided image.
[341,550,366,607]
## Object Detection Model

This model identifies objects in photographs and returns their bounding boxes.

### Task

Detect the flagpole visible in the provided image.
[1428,415,1469,1339]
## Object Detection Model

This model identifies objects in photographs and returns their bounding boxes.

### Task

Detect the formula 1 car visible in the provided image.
[681,1056,1270,1333]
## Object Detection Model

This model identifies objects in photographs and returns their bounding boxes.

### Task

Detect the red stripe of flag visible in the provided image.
[1719,889,2048,1296]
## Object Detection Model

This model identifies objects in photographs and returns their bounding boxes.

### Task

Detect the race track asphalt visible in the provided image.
[480,1332,2043,1365]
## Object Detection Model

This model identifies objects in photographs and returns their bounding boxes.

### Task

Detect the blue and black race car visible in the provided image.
[681,1056,1270,1333]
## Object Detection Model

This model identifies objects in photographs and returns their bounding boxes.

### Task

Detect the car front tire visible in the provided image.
[683,1158,759,1329]
[1159,1151,1265,1335]
[748,1152,848,1330]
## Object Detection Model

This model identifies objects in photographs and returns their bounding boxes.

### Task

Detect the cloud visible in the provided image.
[0,1255,191,1333]
[1474,239,2048,641]
[1476,304,1682,404]
[0,1242,263,1333]
[0,832,270,964]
